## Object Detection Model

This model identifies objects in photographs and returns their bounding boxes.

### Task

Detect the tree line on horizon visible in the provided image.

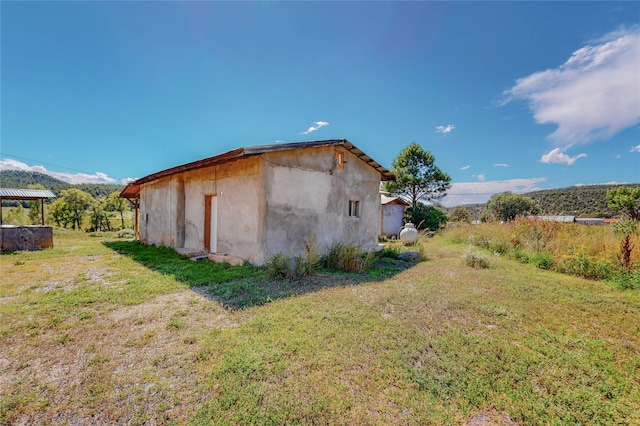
[0,170,124,201]
[3,162,639,232]
[1,171,129,231]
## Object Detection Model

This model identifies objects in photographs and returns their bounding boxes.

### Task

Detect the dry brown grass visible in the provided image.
[2,282,243,424]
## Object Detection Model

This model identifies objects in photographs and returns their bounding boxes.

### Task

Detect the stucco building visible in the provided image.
[380,193,409,237]
[120,140,393,265]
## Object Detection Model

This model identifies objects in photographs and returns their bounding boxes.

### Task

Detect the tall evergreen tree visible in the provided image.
[383,142,451,209]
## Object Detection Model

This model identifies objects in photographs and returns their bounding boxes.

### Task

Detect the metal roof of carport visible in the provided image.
[0,188,56,226]
[0,188,56,200]
[120,139,394,199]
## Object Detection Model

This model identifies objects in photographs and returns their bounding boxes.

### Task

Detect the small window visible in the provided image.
[335,150,345,169]
[348,200,360,217]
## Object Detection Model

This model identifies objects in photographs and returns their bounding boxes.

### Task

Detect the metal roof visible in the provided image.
[0,188,56,200]
[529,215,575,223]
[121,139,394,199]
[381,194,410,206]
[575,218,605,225]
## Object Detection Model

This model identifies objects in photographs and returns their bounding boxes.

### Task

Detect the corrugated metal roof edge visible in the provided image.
[120,139,394,199]
[380,194,410,206]
[0,188,57,200]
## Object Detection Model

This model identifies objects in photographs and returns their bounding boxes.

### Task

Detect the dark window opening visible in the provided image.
[348,200,360,217]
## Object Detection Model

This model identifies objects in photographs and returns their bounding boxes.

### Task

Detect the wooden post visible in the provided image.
[127,198,140,240]
[41,199,45,225]
[134,200,139,240]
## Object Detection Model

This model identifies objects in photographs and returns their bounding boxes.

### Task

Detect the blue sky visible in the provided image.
[1,1,639,206]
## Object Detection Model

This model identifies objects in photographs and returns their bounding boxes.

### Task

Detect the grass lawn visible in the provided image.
[1,230,638,425]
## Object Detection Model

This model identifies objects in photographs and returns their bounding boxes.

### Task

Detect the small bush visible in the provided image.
[117,229,135,239]
[377,244,403,259]
[608,270,640,290]
[513,248,530,264]
[267,253,298,280]
[555,253,614,281]
[323,241,346,270]
[322,241,374,273]
[529,252,554,270]
[267,236,320,280]
[463,245,490,269]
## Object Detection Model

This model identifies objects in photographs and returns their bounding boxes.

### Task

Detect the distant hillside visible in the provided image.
[526,184,640,218]
[0,170,69,191]
[458,183,640,219]
[0,170,124,200]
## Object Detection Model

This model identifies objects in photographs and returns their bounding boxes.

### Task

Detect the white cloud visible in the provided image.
[436,124,456,135]
[0,158,117,184]
[502,27,640,148]
[474,174,486,182]
[575,181,625,187]
[301,121,329,135]
[460,165,471,170]
[540,148,587,165]
[121,177,136,185]
[441,177,547,207]
[631,144,640,153]
[494,163,509,167]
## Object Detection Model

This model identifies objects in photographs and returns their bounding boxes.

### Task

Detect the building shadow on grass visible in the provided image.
[103,240,417,310]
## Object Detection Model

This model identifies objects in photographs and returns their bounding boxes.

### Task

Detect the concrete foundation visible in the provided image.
[0,226,53,252]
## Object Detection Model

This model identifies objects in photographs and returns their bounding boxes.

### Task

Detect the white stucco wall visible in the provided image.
[139,176,184,247]
[382,204,406,237]
[181,157,265,263]
[139,156,266,263]
[263,146,381,260]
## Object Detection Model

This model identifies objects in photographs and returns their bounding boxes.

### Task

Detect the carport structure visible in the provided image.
[0,188,56,225]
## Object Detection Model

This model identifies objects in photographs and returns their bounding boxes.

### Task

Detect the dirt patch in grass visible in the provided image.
[466,410,517,425]
[1,289,240,425]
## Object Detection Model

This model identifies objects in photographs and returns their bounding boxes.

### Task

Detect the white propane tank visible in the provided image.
[399,223,418,244]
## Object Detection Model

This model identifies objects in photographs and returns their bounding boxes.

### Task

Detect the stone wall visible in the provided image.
[0,226,53,252]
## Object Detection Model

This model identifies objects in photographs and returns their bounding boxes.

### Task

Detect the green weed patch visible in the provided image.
[103,241,261,286]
